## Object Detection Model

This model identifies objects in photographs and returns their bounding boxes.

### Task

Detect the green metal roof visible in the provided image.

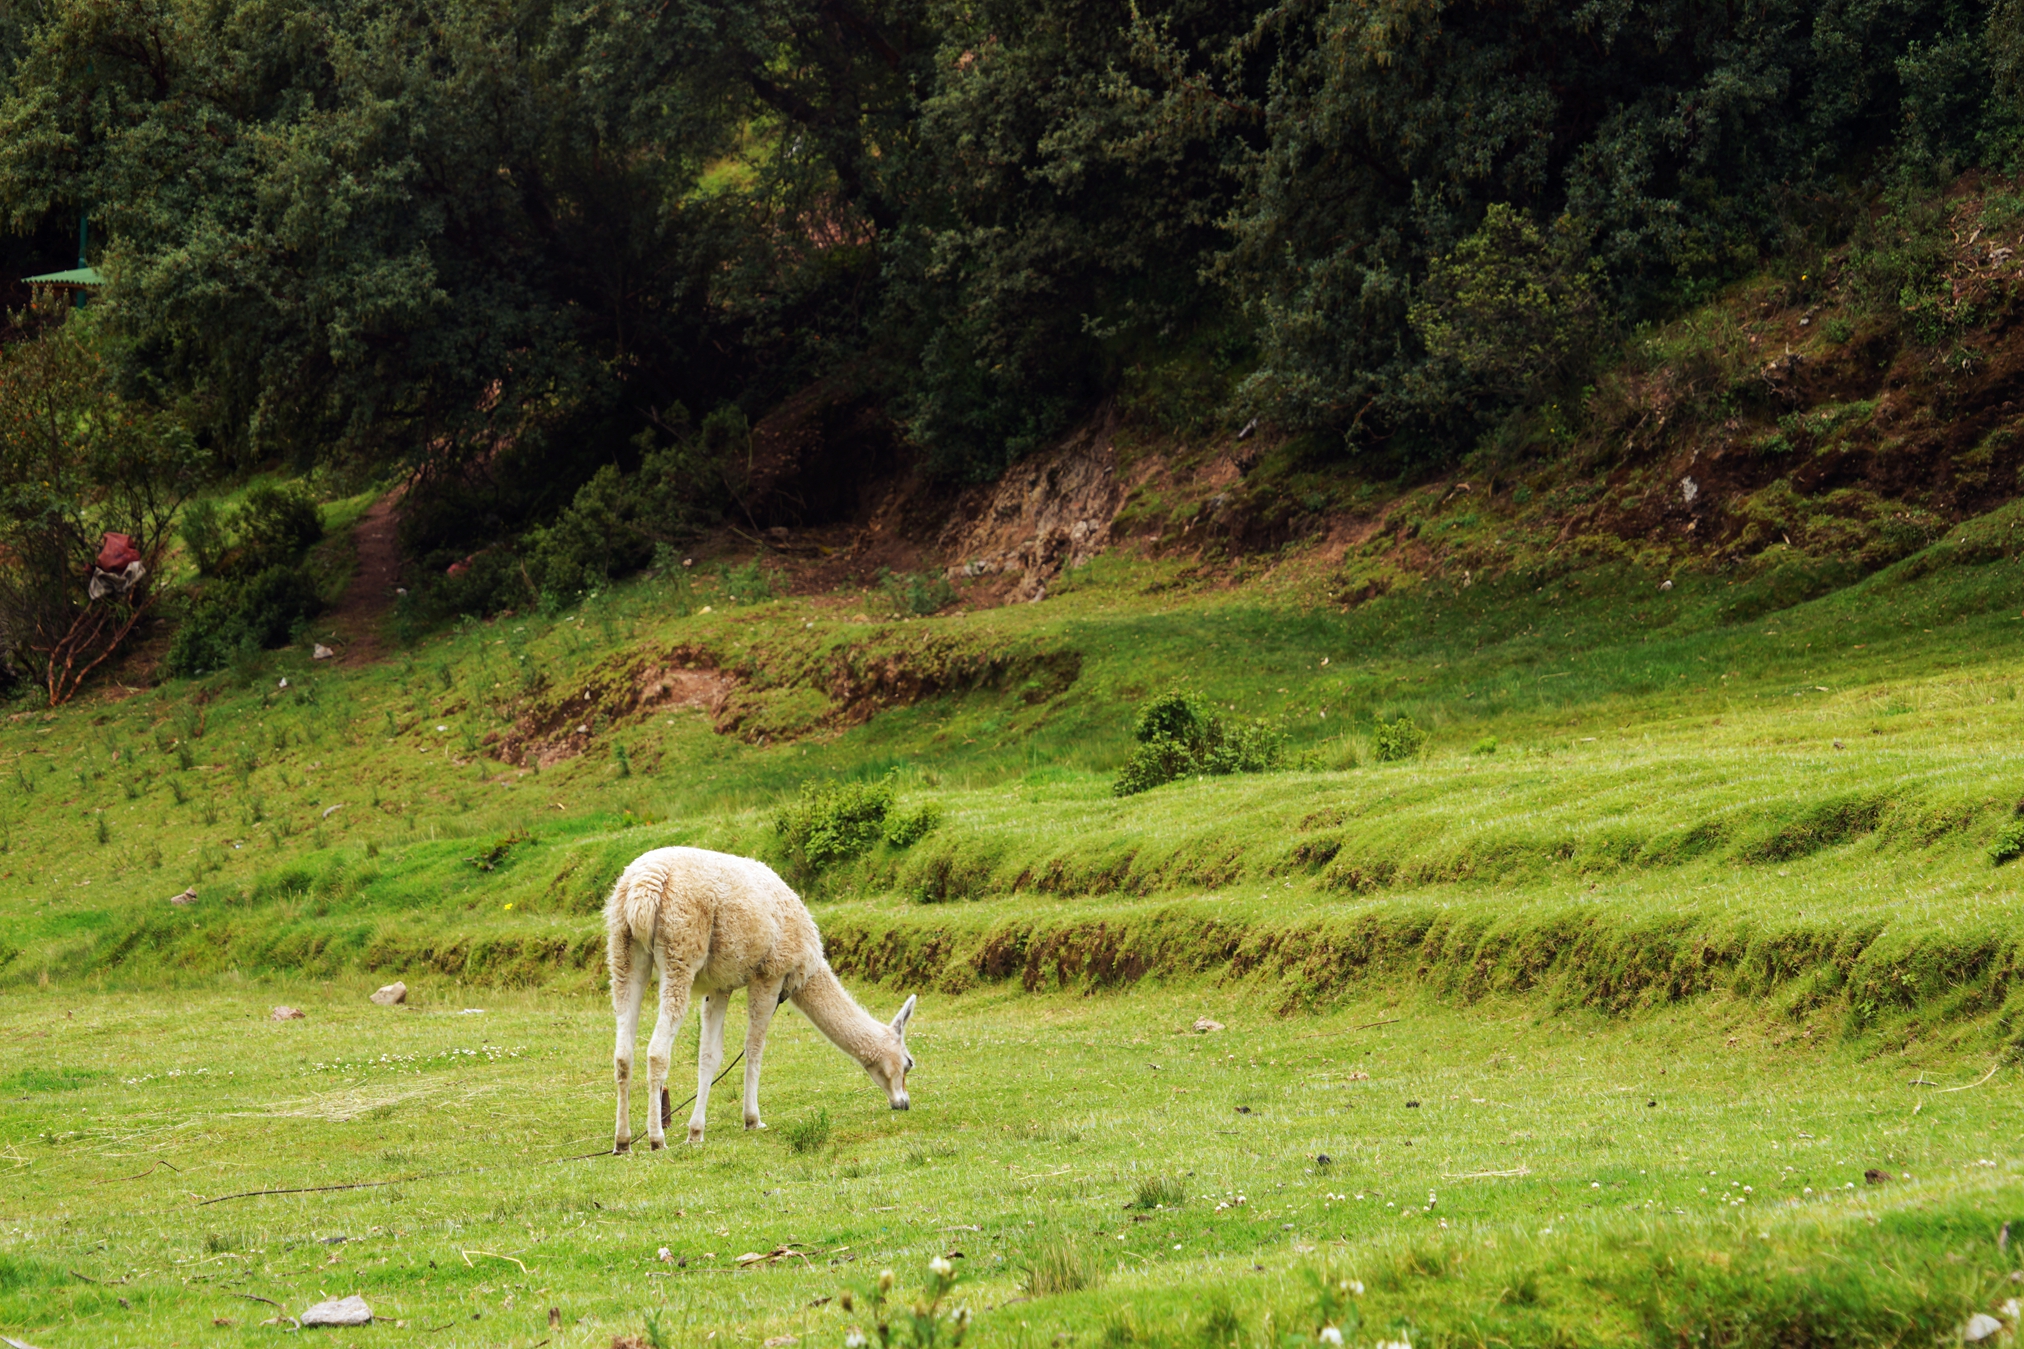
[23,266,104,286]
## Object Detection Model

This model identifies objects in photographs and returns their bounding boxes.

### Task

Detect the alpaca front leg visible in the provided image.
[611,939,652,1154]
[688,991,729,1143]
[742,979,784,1131]
[644,973,693,1152]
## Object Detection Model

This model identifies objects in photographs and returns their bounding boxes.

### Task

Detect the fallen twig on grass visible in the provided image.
[1443,1166,1532,1180]
[462,1250,529,1275]
[199,1178,410,1205]
[4,1335,49,1349]
[102,1159,181,1184]
[230,1294,284,1309]
[1355,1018,1403,1031]
[1912,1058,2008,1114]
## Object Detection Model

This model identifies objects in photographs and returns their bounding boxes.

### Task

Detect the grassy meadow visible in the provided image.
[2,981,2020,1349]
[5,505,2024,1345]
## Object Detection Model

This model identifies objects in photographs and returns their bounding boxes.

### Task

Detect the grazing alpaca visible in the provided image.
[605,846,917,1151]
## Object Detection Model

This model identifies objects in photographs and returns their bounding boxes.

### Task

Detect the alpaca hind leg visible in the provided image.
[611,938,652,1155]
[741,978,784,1131]
[643,959,695,1152]
[687,991,730,1143]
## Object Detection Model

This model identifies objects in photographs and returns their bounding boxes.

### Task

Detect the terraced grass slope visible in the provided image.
[6,500,2024,1035]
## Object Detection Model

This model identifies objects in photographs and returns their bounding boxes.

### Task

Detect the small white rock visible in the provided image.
[278,677,288,689]
[270,1005,305,1022]
[369,982,407,1007]
[167,887,198,906]
[1964,1314,2003,1343]
[299,1294,372,1326]
[312,643,335,660]
[1192,1017,1225,1034]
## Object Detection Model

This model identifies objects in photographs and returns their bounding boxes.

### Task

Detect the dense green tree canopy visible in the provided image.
[0,0,2013,488]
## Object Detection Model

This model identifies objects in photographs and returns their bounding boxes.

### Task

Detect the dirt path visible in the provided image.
[329,486,405,666]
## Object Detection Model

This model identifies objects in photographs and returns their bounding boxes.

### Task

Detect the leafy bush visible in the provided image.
[233,483,322,572]
[1113,691,1286,796]
[520,428,724,606]
[392,550,531,638]
[882,804,942,849]
[716,558,777,606]
[162,480,326,677]
[776,776,897,876]
[179,499,230,575]
[1371,715,1430,763]
[164,564,322,676]
[879,568,957,616]
[1989,820,2024,865]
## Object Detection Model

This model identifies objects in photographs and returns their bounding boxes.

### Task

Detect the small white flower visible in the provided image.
[1319,1327,1344,1345]
[1348,1281,1365,1296]
[952,1308,972,1328]
[845,1331,868,1349]
[929,1256,953,1278]
[657,1247,671,1262]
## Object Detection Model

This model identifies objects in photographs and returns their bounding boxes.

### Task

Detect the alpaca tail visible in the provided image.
[603,861,663,998]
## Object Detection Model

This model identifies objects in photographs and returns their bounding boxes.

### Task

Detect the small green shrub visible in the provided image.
[1989,820,2024,865]
[180,499,230,575]
[1472,736,1498,755]
[718,558,777,606]
[165,564,322,676]
[1113,691,1287,796]
[781,1107,832,1155]
[1114,733,1199,797]
[1371,714,1429,763]
[776,775,896,874]
[878,567,957,616]
[233,483,323,571]
[883,804,942,849]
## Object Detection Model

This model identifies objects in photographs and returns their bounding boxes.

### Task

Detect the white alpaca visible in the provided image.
[605,846,917,1151]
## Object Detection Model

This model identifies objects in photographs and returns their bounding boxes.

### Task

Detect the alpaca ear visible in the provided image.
[890,994,917,1038]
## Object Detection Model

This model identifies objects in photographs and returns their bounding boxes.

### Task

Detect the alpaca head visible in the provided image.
[864,994,917,1110]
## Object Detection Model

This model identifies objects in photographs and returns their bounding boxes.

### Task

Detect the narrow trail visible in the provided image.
[328,486,406,666]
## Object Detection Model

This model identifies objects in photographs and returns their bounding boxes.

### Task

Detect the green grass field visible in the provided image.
[3,981,2020,1348]
[5,508,2024,1346]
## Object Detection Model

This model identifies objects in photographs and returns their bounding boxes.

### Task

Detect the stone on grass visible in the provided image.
[270,1006,305,1022]
[167,887,197,906]
[370,982,407,1007]
[1193,1017,1224,1033]
[300,1295,372,1326]
[1963,1313,2003,1342]
[312,643,335,660]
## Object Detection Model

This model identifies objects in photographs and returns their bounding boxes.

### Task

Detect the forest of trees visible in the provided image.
[0,0,2019,684]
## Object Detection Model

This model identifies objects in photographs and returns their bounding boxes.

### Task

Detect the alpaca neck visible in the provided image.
[794,967,889,1065]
